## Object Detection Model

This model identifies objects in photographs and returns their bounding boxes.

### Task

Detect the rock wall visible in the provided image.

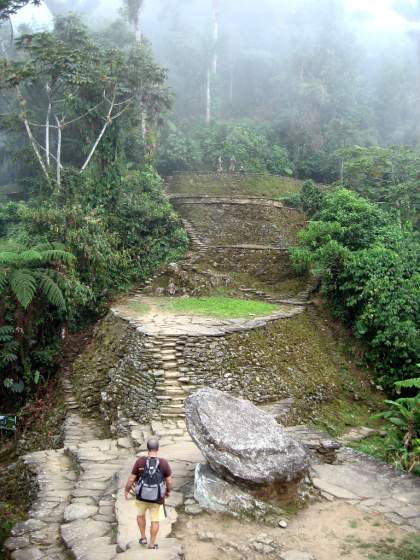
[72,315,162,429]
[72,310,339,433]
[173,201,305,247]
[204,247,295,281]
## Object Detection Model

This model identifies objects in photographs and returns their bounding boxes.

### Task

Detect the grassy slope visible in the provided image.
[168,173,303,197]
[128,297,279,318]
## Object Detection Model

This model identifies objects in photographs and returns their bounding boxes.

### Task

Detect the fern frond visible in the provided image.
[40,250,75,266]
[0,271,8,291]
[0,352,18,365]
[43,269,67,290]
[9,269,37,309]
[0,252,20,265]
[38,274,66,310]
[0,326,14,336]
[395,378,420,390]
[34,242,66,252]
[18,250,43,264]
[395,396,420,407]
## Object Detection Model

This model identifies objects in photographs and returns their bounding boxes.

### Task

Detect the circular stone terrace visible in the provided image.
[111,295,304,337]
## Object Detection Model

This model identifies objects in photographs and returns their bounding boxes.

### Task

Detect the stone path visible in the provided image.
[116,419,202,559]
[112,296,304,337]
[4,449,74,560]
[311,447,420,533]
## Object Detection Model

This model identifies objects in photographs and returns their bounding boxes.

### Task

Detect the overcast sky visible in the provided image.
[14,0,403,27]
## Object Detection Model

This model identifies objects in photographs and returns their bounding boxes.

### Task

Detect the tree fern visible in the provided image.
[37,273,66,310]
[9,269,37,308]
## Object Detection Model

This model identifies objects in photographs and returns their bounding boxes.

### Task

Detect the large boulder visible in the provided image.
[185,388,309,490]
[194,463,285,525]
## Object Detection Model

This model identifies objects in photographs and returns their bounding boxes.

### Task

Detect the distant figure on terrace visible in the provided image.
[217,154,223,174]
[239,163,245,174]
[229,155,237,173]
[125,437,173,550]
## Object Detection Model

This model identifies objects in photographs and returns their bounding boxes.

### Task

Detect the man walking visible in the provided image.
[125,437,173,550]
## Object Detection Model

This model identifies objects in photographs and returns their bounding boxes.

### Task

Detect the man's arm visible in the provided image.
[124,474,136,499]
[165,475,173,496]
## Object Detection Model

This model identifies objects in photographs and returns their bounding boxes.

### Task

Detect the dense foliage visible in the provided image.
[373,378,420,475]
[0,16,187,406]
[157,121,294,176]
[291,187,420,390]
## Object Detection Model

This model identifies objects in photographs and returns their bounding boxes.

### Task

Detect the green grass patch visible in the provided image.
[162,296,279,318]
[343,535,420,560]
[350,434,389,462]
[126,301,150,315]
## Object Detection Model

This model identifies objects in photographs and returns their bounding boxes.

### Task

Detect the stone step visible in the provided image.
[160,354,177,362]
[160,406,185,415]
[157,396,185,402]
[162,362,178,370]
[163,371,181,379]
[160,412,185,419]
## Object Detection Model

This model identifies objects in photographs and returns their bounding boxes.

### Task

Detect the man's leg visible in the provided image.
[149,521,159,547]
[137,515,146,540]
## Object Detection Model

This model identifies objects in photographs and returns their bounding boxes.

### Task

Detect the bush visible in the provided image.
[291,188,420,389]
[373,378,420,475]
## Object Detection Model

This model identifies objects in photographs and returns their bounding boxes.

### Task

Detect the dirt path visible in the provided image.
[176,502,413,560]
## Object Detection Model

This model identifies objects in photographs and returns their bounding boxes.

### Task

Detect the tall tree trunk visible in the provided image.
[212,1,219,75]
[206,0,219,123]
[55,115,62,189]
[16,86,50,183]
[45,84,52,167]
[206,67,211,124]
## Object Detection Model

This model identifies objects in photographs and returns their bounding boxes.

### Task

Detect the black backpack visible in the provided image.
[135,458,166,503]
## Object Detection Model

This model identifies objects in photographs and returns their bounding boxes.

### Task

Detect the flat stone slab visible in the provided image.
[61,519,110,548]
[281,552,316,560]
[112,297,303,337]
[64,504,98,522]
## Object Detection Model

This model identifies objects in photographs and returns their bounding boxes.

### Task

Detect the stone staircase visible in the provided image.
[154,336,188,419]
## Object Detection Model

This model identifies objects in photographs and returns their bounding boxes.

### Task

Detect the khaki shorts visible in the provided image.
[135,500,165,522]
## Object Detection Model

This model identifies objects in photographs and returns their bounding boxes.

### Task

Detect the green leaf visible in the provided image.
[38,274,66,310]
[9,269,37,308]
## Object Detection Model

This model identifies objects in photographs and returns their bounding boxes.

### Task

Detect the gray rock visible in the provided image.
[281,552,316,560]
[11,519,46,537]
[194,463,284,525]
[10,548,43,560]
[61,519,110,548]
[279,519,288,528]
[184,503,203,516]
[64,503,98,522]
[186,388,309,486]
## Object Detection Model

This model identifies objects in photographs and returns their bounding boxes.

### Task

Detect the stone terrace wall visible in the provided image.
[72,309,338,432]
[204,247,295,282]
[173,201,305,247]
[72,315,162,430]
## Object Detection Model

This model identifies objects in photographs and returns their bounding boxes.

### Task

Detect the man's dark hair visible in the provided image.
[147,437,160,451]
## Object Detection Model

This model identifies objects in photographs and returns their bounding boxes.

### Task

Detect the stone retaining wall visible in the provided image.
[203,246,295,281]
[173,201,305,247]
[72,315,163,429]
[72,309,338,433]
